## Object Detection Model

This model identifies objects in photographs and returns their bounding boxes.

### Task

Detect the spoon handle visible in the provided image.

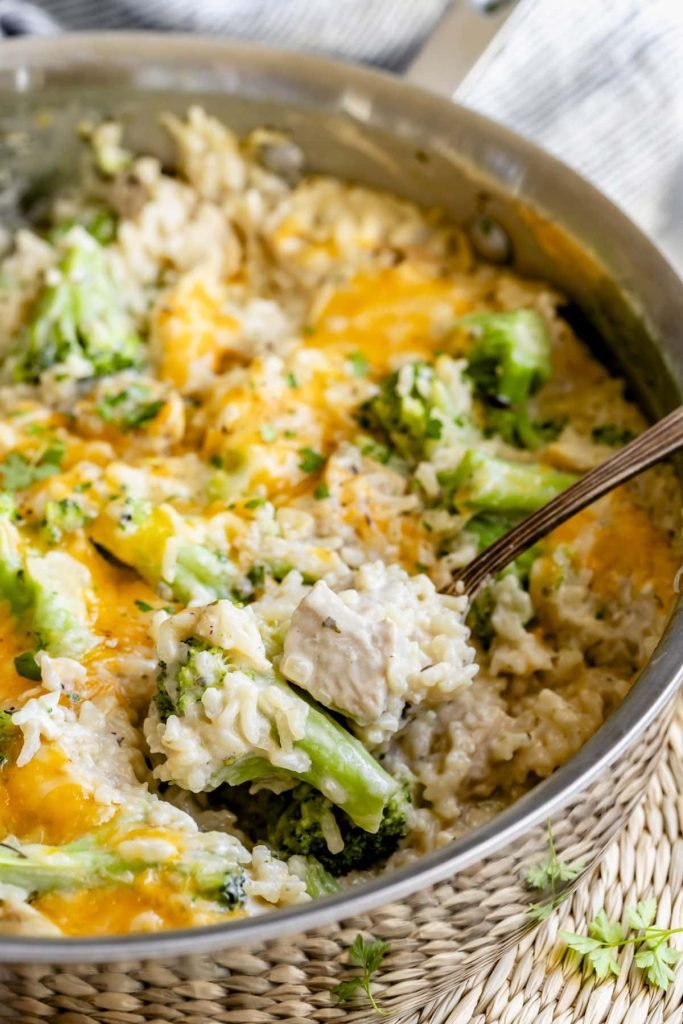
[446,404,683,598]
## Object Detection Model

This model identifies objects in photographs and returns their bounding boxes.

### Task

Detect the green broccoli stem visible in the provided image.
[0,835,246,908]
[297,857,341,898]
[218,687,400,834]
[0,709,19,767]
[0,521,31,619]
[29,561,97,658]
[173,544,236,603]
[461,309,552,449]
[442,450,576,515]
[295,699,400,833]
[0,841,144,894]
[89,503,238,605]
[0,516,96,658]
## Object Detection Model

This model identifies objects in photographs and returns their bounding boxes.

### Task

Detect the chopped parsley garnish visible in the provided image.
[532,417,567,443]
[314,483,330,500]
[134,600,154,613]
[13,652,41,682]
[591,424,636,446]
[299,448,326,473]
[96,384,165,432]
[245,497,266,509]
[247,565,266,588]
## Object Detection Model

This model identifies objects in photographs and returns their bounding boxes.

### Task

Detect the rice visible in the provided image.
[0,107,678,937]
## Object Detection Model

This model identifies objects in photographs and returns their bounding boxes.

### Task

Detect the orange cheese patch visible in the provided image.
[310,264,473,376]
[549,488,677,603]
[0,604,37,704]
[33,873,234,937]
[201,354,356,504]
[0,746,109,845]
[153,276,240,390]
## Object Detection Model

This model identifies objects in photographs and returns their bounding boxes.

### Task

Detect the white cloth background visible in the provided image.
[2,0,683,269]
[457,0,683,272]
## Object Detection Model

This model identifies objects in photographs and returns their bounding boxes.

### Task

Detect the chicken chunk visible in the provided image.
[280,581,397,726]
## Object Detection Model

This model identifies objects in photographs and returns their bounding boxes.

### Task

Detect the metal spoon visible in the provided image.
[444,405,683,598]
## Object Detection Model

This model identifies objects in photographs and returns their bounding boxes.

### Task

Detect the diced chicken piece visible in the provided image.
[281,581,396,726]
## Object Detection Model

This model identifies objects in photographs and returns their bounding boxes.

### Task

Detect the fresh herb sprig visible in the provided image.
[562,899,683,991]
[525,824,584,921]
[332,933,390,1015]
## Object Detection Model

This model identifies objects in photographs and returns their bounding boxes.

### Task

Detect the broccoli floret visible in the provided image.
[40,498,88,545]
[215,871,245,910]
[466,585,497,649]
[0,513,30,619]
[355,434,396,467]
[89,500,238,604]
[359,361,467,463]
[591,423,636,446]
[266,783,410,876]
[155,639,227,718]
[465,511,544,576]
[10,228,142,384]
[440,449,576,515]
[154,623,402,833]
[462,309,552,449]
[0,831,246,910]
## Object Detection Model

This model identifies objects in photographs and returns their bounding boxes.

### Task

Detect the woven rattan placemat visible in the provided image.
[406,701,683,1024]
[6,705,682,1024]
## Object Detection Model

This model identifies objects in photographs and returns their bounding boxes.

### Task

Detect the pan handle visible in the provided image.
[404,0,518,97]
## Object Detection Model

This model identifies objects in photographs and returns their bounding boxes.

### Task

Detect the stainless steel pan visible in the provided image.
[0,33,681,1022]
